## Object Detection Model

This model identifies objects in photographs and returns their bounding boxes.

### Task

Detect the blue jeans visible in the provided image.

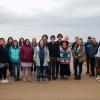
[37,66,47,81]
[11,61,20,80]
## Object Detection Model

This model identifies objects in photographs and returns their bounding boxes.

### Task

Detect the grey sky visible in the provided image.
[0,0,100,41]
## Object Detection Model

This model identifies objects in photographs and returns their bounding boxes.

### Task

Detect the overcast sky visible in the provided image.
[0,0,100,41]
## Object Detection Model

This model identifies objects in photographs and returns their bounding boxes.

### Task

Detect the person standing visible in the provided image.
[0,38,9,83]
[56,33,63,78]
[88,38,98,76]
[19,37,24,47]
[9,40,21,81]
[72,36,79,75]
[20,39,34,82]
[72,38,85,80]
[6,37,13,76]
[84,36,92,74]
[34,39,50,83]
[32,38,38,75]
[48,35,59,80]
[95,45,100,82]
[59,41,71,79]
[42,34,48,45]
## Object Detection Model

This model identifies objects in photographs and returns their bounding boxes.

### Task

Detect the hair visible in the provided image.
[0,38,5,41]
[42,34,48,40]
[38,39,45,48]
[19,37,24,46]
[32,38,37,46]
[79,38,83,42]
[12,40,19,48]
[7,37,13,43]
[0,38,5,45]
[61,41,69,46]
[24,39,31,46]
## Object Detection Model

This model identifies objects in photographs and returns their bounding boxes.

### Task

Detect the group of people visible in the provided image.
[0,33,100,84]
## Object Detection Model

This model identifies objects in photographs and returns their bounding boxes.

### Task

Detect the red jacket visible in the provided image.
[20,45,34,62]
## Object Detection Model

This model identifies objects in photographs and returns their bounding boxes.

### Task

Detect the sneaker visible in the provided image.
[96,76,100,80]
[64,76,68,80]
[23,77,27,82]
[2,80,6,84]
[4,79,9,83]
[37,80,40,84]
[74,75,77,80]
[98,80,100,83]
[28,77,32,82]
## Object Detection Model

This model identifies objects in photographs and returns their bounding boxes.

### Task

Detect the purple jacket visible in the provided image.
[20,45,34,62]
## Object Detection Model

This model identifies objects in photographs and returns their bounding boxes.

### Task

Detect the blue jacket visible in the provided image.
[88,43,98,57]
[84,42,91,56]
[9,47,20,62]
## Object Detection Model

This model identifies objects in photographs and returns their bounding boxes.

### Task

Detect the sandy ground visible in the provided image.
[0,63,100,100]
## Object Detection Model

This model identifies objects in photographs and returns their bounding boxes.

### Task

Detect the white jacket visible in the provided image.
[33,46,50,67]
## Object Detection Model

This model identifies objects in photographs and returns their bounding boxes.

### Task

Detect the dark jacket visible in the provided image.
[20,45,34,62]
[88,43,98,57]
[72,42,76,50]
[84,42,91,56]
[0,45,9,63]
[6,43,12,53]
[56,40,62,47]
[47,42,59,58]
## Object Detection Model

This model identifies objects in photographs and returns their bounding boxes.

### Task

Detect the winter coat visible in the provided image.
[72,44,85,63]
[20,45,34,62]
[9,46,20,62]
[34,46,50,67]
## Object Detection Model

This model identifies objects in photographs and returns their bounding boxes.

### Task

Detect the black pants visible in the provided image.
[0,63,8,80]
[86,55,90,73]
[56,61,60,78]
[60,64,71,77]
[34,62,37,73]
[37,66,47,81]
[90,57,96,75]
[48,57,57,79]
[74,59,83,76]
[9,60,13,76]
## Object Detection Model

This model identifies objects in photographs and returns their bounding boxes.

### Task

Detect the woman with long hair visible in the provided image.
[9,40,21,81]
[20,39,34,82]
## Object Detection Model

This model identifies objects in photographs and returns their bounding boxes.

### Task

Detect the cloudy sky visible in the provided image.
[0,0,100,41]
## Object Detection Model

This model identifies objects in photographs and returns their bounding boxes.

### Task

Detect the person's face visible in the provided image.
[87,39,91,43]
[75,37,79,42]
[65,36,69,41]
[32,38,36,43]
[21,39,24,43]
[51,38,55,43]
[26,40,30,45]
[14,41,17,46]
[58,37,62,41]
[8,38,13,43]
[62,42,67,49]
[92,38,96,44]
[0,39,5,45]
[77,39,82,45]
[43,37,47,42]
